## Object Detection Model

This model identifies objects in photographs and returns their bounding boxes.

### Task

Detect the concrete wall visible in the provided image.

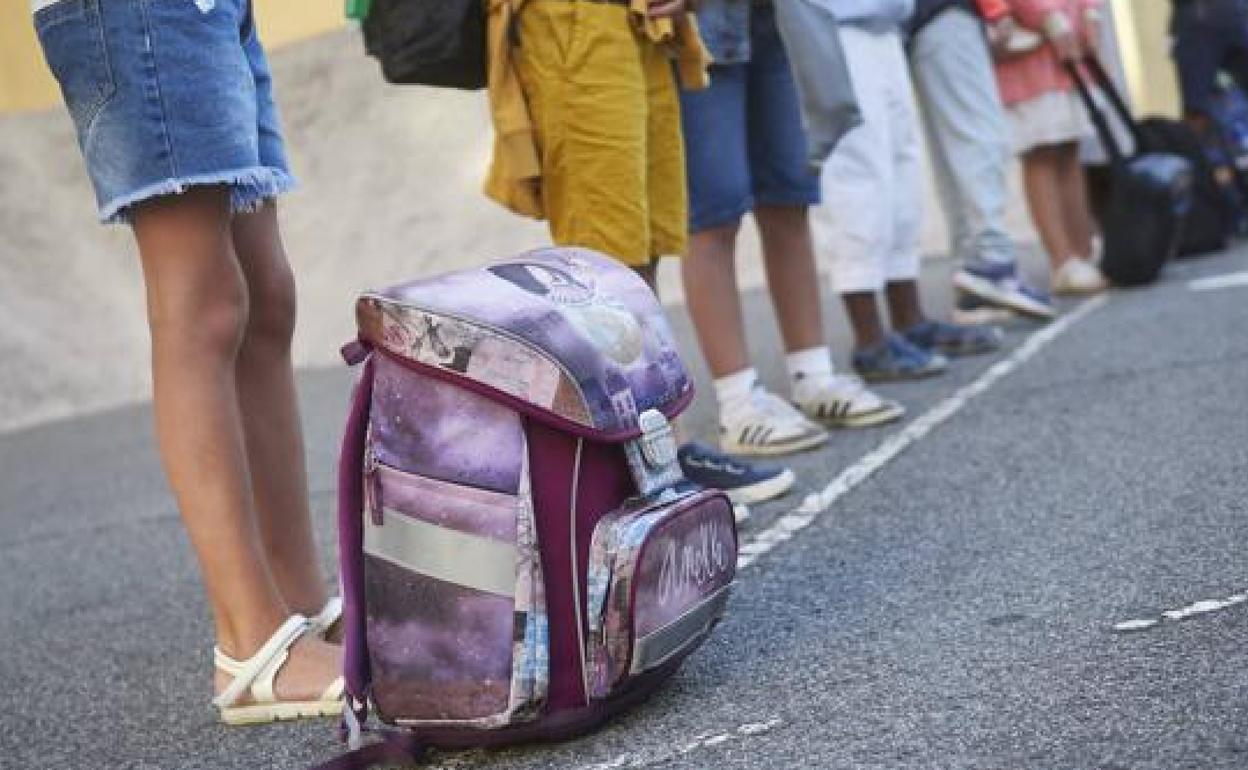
[1110,0,1182,118]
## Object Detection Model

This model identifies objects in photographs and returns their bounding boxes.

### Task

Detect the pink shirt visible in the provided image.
[992,0,1102,106]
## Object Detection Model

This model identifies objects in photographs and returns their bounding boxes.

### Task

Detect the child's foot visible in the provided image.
[1052,257,1108,296]
[852,334,948,383]
[718,385,828,457]
[901,320,1003,358]
[792,373,906,428]
[678,441,797,505]
[953,264,1056,320]
[213,619,344,725]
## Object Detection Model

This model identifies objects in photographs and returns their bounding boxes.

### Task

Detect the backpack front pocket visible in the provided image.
[363,456,548,727]
[585,489,737,699]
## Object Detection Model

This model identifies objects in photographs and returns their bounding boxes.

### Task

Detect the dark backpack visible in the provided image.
[1137,117,1233,257]
[1069,58,1194,287]
[361,0,487,90]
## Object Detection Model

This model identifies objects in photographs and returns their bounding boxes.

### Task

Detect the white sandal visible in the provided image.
[309,596,343,640]
[213,615,345,726]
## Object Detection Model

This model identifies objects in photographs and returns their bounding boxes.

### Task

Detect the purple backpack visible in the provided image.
[329,247,737,764]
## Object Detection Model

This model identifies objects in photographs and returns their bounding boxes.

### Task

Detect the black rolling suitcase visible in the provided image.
[1068,58,1194,286]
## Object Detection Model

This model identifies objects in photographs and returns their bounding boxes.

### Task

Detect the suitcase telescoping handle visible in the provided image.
[1065,55,1144,166]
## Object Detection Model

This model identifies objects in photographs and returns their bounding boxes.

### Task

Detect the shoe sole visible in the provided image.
[1052,282,1107,297]
[931,327,1005,358]
[952,306,1015,326]
[720,426,829,457]
[219,699,343,726]
[723,467,797,506]
[819,401,906,428]
[954,272,1056,320]
[856,361,948,384]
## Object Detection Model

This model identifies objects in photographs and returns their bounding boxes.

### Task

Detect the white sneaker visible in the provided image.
[720,386,829,457]
[1052,258,1108,296]
[792,374,906,429]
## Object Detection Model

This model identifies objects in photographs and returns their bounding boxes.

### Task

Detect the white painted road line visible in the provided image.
[578,717,785,770]
[737,294,1111,571]
[1188,271,1248,292]
[1114,592,1248,633]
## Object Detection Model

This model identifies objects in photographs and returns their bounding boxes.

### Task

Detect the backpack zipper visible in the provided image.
[363,445,384,525]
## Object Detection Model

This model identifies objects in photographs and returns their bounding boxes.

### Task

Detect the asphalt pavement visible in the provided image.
[1,246,1246,770]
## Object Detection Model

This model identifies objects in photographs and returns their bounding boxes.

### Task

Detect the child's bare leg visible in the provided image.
[683,221,751,377]
[231,202,329,619]
[1021,145,1074,270]
[132,187,337,700]
[754,205,824,354]
[1053,142,1096,260]
[884,279,925,331]
[842,293,888,351]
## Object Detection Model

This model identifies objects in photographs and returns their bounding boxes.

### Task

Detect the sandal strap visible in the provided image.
[212,615,311,709]
[322,675,347,702]
[309,596,343,636]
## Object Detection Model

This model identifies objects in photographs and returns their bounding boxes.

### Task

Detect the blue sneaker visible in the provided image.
[852,333,948,383]
[677,442,796,505]
[954,263,1055,320]
[901,320,1003,358]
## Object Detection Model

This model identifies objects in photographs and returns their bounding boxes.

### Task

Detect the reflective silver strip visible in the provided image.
[32,0,60,13]
[364,511,516,597]
[630,585,732,675]
[569,439,590,699]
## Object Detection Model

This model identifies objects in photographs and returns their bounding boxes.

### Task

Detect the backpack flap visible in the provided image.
[354,247,695,448]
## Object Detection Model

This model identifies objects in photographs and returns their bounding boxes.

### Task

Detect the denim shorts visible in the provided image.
[678,2,819,233]
[34,0,294,224]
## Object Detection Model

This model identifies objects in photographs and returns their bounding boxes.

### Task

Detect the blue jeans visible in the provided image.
[679,3,819,233]
[1172,0,1248,118]
[909,7,1016,272]
[34,0,293,224]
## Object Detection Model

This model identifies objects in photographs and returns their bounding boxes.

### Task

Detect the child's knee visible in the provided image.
[151,277,249,359]
[244,261,298,348]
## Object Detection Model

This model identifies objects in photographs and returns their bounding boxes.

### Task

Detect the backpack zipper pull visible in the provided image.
[363,446,383,525]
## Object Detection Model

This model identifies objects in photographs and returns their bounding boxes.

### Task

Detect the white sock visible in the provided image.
[786,346,834,399]
[714,368,758,425]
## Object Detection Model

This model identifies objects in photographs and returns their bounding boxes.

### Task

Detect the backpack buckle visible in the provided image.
[638,409,677,469]
[624,409,683,496]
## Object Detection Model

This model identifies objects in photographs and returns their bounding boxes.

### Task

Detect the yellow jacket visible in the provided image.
[483,0,711,219]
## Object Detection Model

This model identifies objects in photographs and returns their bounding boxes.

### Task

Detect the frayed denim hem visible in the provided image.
[98,166,297,225]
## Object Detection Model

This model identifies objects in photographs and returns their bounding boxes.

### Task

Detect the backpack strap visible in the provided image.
[337,345,377,733]
[308,731,426,770]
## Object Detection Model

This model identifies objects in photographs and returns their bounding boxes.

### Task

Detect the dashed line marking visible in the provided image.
[737,294,1110,571]
[1188,271,1248,292]
[1114,592,1248,633]
[578,717,785,770]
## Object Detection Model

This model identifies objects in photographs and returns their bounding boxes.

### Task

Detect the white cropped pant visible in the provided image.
[812,24,923,294]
